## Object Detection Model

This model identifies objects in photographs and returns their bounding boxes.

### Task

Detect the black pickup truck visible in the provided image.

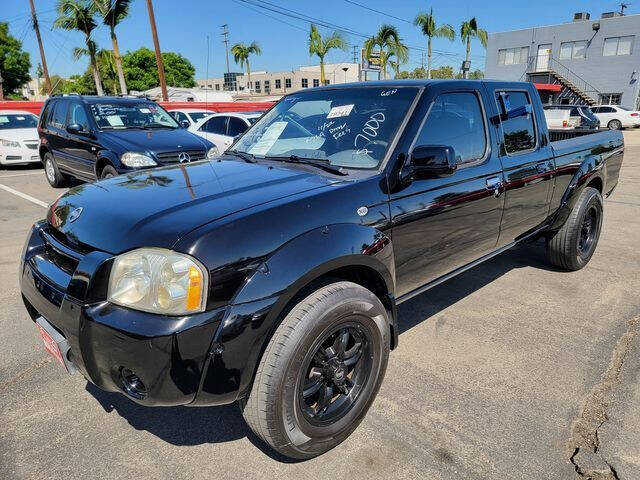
[20,80,624,460]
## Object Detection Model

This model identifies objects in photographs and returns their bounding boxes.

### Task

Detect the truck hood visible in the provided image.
[99,128,210,153]
[48,158,343,254]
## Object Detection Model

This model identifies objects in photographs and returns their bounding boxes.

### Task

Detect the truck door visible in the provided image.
[61,101,97,179]
[490,87,554,246]
[390,84,505,298]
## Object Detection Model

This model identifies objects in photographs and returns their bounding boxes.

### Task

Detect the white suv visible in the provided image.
[591,105,640,130]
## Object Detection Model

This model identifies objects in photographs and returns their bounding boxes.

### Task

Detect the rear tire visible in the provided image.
[43,153,68,188]
[100,165,118,179]
[546,186,603,271]
[240,281,390,460]
[607,119,622,130]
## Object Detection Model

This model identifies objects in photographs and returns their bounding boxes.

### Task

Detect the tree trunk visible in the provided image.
[86,34,104,96]
[111,29,127,95]
[247,60,251,93]
[427,36,432,79]
[464,38,471,79]
[320,58,325,85]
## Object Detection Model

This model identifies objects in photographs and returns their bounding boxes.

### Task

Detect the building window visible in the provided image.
[324,80,330,85]
[255,81,261,93]
[275,79,281,89]
[264,80,270,93]
[599,93,622,105]
[313,79,319,87]
[497,46,529,65]
[560,40,587,59]
[215,84,220,91]
[285,78,292,88]
[603,36,634,56]
[301,78,308,88]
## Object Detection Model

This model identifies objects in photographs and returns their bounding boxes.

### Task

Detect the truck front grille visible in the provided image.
[155,150,207,164]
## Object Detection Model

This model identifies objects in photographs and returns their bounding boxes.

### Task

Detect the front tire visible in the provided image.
[241,281,390,460]
[43,153,68,188]
[607,119,622,130]
[100,165,118,179]
[546,186,603,270]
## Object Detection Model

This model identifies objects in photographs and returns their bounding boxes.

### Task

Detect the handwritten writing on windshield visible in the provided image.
[354,112,386,149]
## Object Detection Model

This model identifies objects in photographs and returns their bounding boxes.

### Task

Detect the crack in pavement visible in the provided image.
[568,315,640,480]
[0,355,52,394]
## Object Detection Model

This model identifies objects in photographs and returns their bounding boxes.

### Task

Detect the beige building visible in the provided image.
[197,63,360,98]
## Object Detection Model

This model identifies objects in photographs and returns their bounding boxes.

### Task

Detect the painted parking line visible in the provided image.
[0,183,49,208]
[0,172,43,179]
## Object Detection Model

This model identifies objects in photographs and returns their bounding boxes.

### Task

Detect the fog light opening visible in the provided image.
[119,368,147,400]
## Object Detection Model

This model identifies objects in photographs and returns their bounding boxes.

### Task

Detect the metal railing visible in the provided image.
[524,54,601,102]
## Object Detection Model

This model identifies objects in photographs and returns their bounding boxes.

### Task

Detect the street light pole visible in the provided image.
[146,0,168,101]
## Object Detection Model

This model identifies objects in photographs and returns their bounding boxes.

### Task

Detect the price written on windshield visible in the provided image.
[354,112,386,148]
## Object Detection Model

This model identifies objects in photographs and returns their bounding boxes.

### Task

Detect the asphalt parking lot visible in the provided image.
[1,131,639,480]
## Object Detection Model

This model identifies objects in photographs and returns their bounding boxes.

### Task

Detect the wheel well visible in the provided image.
[39,145,49,162]
[95,157,113,178]
[587,177,603,194]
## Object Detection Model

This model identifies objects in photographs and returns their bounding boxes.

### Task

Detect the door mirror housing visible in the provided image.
[66,123,85,135]
[406,145,457,180]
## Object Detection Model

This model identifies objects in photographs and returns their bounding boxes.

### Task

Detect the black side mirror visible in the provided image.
[180,120,190,129]
[66,123,84,135]
[405,145,457,180]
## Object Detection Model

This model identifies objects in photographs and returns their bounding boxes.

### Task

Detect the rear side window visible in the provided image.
[227,117,248,137]
[495,91,536,155]
[201,116,227,134]
[50,101,69,129]
[414,92,487,165]
[40,101,52,128]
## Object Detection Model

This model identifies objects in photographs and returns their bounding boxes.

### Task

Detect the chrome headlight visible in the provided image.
[207,146,219,158]
[121,152,157,167]
[0,138,20,148]
[108,248,208,315]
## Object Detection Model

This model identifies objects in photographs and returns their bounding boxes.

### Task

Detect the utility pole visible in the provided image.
[619,3,629,15]
[352,46,358,64]
[421,52,425,70]
[29,0,51,95]
[146,0,168,101]
[221,24,230,91]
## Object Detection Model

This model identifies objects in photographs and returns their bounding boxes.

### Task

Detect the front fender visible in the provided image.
[192,223,395,406]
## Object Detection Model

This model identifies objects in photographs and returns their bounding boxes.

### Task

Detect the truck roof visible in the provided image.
[313,79,532,90]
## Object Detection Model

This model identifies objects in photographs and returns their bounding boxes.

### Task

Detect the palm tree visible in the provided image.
[308,24,347,85]
[414,9,455,79]
[459,17,487,78]
[231,41,261,93]
[388,41,409,79]
[363,24,405,80]
[95,0,131,95]
[54,0,103,95]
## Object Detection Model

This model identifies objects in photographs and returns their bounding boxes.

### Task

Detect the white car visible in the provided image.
[168,109,216,128]
[591,105,640,130]
[0,110,40,167]
[190,112,263,152]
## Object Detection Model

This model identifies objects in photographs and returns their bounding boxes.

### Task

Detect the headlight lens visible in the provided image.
[0,138,20,148]
[121,152,157,167]
[207,146,219,158]
[108,248,208,315]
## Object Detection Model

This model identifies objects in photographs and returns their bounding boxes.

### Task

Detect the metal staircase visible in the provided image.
[523,55,600,105]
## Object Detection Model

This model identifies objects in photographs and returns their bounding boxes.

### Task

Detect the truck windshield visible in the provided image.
[233,86,419,169]
[89,102,180,130]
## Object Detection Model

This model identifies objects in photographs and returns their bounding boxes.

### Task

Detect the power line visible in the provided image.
[342,0,413,24]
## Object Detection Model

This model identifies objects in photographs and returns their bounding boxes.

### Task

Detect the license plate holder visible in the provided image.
[35,317,77,374]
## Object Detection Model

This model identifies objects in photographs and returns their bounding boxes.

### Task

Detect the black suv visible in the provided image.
[38,95,217,187]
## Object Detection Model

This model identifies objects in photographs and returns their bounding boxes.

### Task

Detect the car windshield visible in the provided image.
[233,86,419,169]
[88,102,180,130]
[188,112,213,122]
[0,113,38,130]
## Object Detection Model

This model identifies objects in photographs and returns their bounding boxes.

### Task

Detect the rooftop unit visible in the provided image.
[573,12,591,21]
[601,12,622,18]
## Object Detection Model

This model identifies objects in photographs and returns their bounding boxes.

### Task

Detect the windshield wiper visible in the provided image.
[143,124,176,129]
[270,155,347,176]
[226,149,256,163]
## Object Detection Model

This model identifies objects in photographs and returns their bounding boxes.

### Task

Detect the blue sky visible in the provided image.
[2,0,635,80]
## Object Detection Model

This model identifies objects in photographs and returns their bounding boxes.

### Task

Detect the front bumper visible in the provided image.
[20,222,225,406]
[0,145,41,165]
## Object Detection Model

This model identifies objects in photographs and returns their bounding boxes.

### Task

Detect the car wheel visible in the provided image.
[100,165,118,179]
[607,119,622,130]
[546,186,603,271]
[240,281,390,460]
[43,153,68,188]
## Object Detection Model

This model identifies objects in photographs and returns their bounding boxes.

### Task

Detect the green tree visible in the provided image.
[460,17,487,78]
[97,49,119,94]
[431,65,455,78]
[0,22,31,98]
[363,24,405,80]
[121,47,195,91]
[308,24,347,85]
[95,0,132,95]
[414,8,455,79]
[54,0,104,95]
[231,41,261,92]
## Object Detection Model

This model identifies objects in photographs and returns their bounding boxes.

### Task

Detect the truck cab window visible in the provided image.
[495,91,536,154]
[414,92,487,165]
[68,102,89,131]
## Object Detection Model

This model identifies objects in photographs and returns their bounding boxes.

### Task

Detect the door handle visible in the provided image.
[486,177,503,197]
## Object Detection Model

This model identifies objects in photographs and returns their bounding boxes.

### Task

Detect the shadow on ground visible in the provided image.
[85,239,559,460]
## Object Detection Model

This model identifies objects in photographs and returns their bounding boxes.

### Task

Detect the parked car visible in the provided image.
[167,108,216,128]
[38,95,217,187]
[543,104,600,129]
[591,105,639,130]
[0,110,41,167]
[21,80,623,460]
[190,111,262,152]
